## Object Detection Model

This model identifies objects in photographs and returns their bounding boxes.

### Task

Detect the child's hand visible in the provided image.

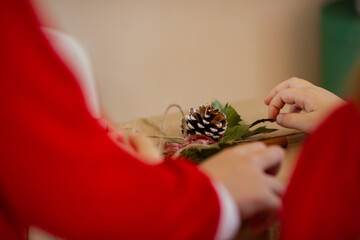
[98,119,163,164]
[200,142,285,223]
[126,133,163,165]
[265,77,345,133]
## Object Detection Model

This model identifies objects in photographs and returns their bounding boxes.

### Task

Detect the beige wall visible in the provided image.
[33,0,331,123]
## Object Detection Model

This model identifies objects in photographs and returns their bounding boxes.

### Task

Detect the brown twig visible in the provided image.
[173,143,209,158]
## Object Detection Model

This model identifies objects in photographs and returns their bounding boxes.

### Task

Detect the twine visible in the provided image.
[158,104,186,148]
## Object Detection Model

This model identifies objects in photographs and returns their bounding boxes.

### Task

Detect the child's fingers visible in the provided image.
[264,77,315,105]
[127,134,163,164]
[268,88,311,119]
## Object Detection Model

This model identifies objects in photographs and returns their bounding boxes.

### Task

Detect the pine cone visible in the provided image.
[181,105,227,142]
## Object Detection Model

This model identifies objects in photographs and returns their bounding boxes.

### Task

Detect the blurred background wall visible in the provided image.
[32,0,332,123]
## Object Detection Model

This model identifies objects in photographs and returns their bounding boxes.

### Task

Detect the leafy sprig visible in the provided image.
[212,100,276,141]
[165,100,277,163]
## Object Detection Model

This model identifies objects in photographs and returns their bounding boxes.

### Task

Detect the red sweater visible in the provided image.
[280,102,360,239]
[0,1,219,239]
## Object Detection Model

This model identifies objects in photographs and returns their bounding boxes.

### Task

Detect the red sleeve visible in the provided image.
[280,102,360,240]
[0,1,220,239]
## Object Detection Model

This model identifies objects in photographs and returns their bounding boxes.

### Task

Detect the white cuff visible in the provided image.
[212,182,240,240]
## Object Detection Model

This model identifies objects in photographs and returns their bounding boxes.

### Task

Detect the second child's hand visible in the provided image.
[265,77,345,133]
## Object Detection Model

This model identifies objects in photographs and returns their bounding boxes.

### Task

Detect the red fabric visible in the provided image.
[0,1,220,239]
[280,102,360,239]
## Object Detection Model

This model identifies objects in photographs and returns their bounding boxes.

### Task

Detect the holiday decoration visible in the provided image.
[163,100,278,163]
[181,105,227,142]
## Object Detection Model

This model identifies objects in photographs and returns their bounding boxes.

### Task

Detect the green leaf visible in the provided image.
[211,100,242,128]
[211,100,224,110]
[222,124,250,141]
[222,104,242,128]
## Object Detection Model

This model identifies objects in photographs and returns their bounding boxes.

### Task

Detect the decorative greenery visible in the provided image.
[181,141,238,164]
[164,100,277,163]
[212,100,276,141]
